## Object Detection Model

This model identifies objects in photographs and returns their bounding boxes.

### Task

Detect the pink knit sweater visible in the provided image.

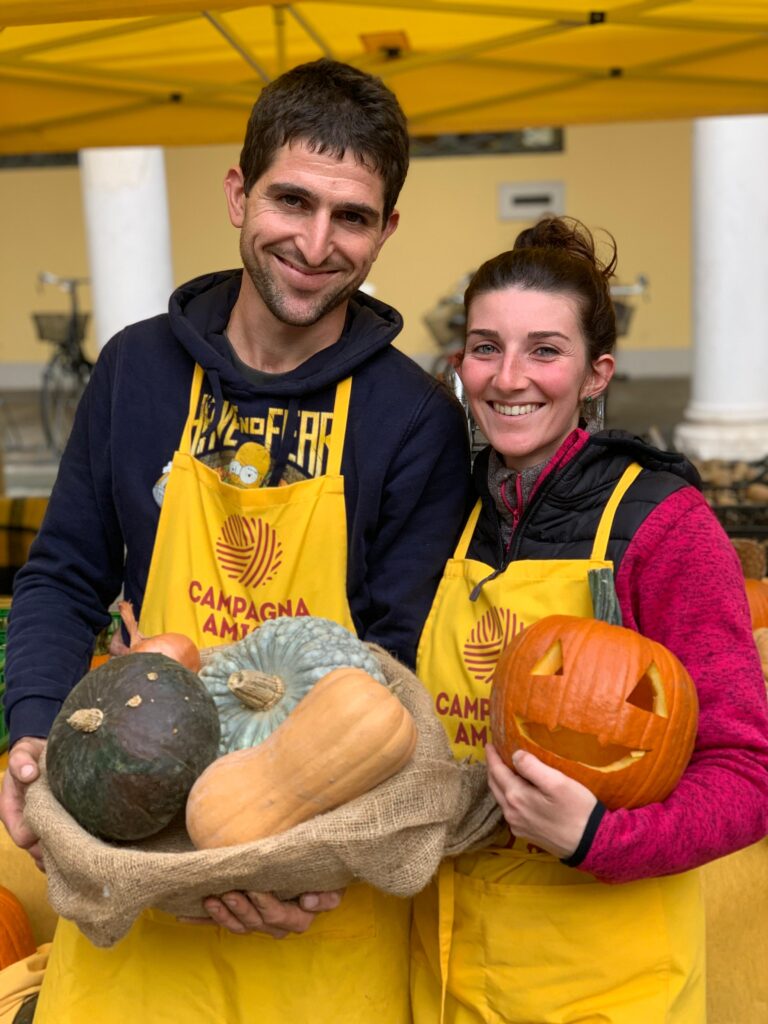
[582,484,768,883]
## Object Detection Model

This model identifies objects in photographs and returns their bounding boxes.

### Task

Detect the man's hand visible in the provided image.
[486,743,597,860]
[0,737,47,870]
[179,889,345,938]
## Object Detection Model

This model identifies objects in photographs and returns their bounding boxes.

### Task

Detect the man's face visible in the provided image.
[224,140,399,329]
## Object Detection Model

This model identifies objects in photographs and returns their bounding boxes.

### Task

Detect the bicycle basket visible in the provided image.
[32,312,90,345]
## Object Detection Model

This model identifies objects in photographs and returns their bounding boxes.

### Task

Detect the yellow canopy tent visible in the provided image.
[0,1,766,154]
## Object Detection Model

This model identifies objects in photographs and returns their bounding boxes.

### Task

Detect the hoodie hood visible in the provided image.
[168,268,403,400]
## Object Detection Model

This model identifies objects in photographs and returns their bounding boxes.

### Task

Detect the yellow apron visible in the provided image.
[35,366,411,1024]
[412,464,705,1024]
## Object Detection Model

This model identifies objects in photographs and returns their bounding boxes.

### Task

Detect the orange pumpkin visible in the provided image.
[490,569,699,810]
[745,579,768,630]
[0,885,36,971]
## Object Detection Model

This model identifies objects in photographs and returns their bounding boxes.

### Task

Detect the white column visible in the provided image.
[674,116,768,460]
[79,147,174,350]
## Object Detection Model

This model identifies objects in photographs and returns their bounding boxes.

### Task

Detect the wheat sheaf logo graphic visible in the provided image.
[216,514,283,588]
[463,607,523,684]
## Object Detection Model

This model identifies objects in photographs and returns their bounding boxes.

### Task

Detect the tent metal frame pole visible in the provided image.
[203,10,272,83]
[0,56,256,102]
[273,4,286,74]
[370,23,581,79]
[284,4,335,58]
[0,13,198,60]
[407,72,599,127]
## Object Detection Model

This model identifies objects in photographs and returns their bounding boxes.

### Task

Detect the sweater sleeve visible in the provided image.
[578,485,768,883]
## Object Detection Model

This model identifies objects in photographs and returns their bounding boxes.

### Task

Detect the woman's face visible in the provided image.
[459,286,614,470]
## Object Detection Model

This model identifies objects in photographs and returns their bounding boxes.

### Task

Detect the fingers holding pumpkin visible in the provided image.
[298,889,344,912]
[485,743,597,860]
[181,890,322,938]
[0,738,46,868]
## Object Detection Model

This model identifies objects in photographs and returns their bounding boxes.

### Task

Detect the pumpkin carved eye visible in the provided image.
[626,663,667,717]
[531,641,563,676]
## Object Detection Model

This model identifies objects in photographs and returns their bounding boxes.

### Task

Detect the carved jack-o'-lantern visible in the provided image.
[490,569,699,810]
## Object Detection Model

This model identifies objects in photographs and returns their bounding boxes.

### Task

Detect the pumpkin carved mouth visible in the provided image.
[516,718,647,773]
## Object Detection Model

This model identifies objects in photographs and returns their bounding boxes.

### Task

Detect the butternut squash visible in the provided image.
[185,667,418,848]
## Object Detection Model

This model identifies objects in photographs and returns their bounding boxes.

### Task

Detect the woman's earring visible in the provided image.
[582,393,606,433]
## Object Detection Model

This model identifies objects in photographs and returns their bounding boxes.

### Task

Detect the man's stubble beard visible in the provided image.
[241,240,367,329]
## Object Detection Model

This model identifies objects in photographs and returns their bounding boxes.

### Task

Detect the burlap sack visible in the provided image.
[24,646,502,948]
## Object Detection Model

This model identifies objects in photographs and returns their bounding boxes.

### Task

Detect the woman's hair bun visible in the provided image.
[513,216,617,282]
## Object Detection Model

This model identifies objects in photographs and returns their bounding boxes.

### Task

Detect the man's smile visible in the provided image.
[272,252,342,282]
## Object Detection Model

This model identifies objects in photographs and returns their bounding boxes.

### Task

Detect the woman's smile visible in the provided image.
[490,401,543,417]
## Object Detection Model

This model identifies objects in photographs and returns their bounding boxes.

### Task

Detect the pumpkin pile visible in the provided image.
[46,616,418,848]
[490,568,699,810]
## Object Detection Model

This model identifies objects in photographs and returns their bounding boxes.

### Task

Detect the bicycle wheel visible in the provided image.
[40,350,90,456]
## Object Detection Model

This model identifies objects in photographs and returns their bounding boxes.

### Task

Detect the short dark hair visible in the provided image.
[464,216,618,362]
[239,58,409,223]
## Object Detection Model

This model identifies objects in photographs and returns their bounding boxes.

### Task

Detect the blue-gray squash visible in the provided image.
[199,616,386,754]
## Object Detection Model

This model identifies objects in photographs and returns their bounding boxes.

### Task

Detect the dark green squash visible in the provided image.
[46,652,220,842]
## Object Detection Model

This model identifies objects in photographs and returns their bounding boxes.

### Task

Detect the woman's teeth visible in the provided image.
[492,402,540,416]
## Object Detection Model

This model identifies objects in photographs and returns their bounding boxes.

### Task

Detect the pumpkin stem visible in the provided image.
[117,599,143,646]
[588,568,623,627]
[227,671,285,711]
[67,708,105,733]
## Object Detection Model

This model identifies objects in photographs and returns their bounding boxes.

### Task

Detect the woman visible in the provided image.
[412,216,768,1023]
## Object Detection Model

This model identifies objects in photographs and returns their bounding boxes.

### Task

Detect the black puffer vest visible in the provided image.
[467,430,702,572]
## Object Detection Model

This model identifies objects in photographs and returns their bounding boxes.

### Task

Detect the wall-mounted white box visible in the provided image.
[497,181,565,220]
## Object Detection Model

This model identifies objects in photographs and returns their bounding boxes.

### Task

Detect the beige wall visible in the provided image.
[0,118,691,382]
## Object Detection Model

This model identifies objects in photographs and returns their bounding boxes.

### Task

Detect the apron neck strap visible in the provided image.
[181,364,206,454]
[590,461,643,561]
[325,376,352,476]
[454,500,483,560]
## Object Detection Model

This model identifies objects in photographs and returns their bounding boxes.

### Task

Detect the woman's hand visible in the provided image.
[179,889,345,938]
[0,737,47,870]
[486,743,597,859]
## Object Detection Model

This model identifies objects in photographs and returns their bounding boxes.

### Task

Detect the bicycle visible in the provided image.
[32,272,93,457]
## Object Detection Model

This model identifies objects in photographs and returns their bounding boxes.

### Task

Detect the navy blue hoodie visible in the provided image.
[5,270,472,745]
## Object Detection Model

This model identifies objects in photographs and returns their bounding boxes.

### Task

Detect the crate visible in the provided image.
[711,505,768,541]
[32,312,89,346]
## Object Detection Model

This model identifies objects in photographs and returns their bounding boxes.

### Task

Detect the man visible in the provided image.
[1,59,471,1023]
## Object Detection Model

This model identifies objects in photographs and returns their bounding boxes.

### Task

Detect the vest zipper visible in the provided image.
[502,465,563,567]
[501,474,524,538]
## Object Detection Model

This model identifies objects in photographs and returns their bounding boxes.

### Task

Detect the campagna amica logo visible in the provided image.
[215,514,283,588]
[462,607,524,684]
